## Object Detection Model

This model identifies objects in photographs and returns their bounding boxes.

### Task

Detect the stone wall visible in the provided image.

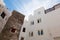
[0,10,25,40]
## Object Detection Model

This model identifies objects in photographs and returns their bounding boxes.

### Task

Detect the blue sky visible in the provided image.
[4,0,60,19]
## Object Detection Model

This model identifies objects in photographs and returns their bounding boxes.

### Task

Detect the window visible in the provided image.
[38,30,40,35]
[38,11,41,14]
[29,32,33,37]
[21,37,24,40]
[41,30,43,35]
[11,28,16,33]
[37,18,41,23]
[31,32,33,36]
[38,30,43,36]
[1,12,6,19]
[38,20,39,23]
[31,21,34,25]
[23,28,26,32]
[29,32,30,36]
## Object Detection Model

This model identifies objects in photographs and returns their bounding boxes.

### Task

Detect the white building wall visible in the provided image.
[0,0,11,33]
[43,7,60,38]
[19,7,54,40]
[0,7,11,33]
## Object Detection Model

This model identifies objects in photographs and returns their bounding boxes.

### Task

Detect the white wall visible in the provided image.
[19,6,60,40]
[19,7,55,40]
[43,8,60,38]
[0,6,11,33]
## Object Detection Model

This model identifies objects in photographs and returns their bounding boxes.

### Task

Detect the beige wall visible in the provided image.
[0,6,11,33]
[19,5,60,40]
[43,8,60,38]
[19,7,54,40]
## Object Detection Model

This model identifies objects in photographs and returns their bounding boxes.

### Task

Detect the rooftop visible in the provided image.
[45,3,60,14]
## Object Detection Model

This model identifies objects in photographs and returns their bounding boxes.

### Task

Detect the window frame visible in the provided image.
[37,18,41,23]
[38,30,40,35]
[31,21,34,25]
[41,29,43,35]
[22,27,26,32]
[1,12,6,19]
[21,37,24,40]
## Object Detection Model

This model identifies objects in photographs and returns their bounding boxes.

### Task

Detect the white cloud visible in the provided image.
[10,0,60,20]
[22,0,60,20]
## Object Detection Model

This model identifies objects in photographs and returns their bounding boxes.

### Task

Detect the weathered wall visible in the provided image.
[0,6,11,33]
[0,10,25,40]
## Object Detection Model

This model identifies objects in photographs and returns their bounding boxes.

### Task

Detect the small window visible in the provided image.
[41,30,43,35]
[1,12,6,19]
[38,20,39,23]
[29,32,30,36]
[23,28,26,32]
[38,11,41,14]
[38,30,40,35]
[31,32,33,36]
[21,37,24,40]
[11,28,16,33]
[29,32,33,37]
[31,21,34,25]
[37,18,41,23]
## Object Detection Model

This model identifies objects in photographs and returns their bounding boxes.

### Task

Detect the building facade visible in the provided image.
[19,3,60,40]
[0,0,11,33]
[0,0,25,40]
[0,10,25,40]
